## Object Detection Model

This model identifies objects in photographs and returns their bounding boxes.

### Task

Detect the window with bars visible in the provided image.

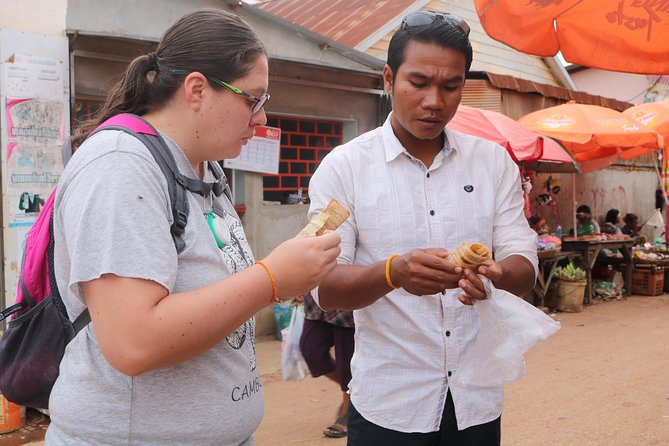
[263,115,343,203]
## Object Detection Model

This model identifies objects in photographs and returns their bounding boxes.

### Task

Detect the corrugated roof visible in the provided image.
[257,0,416,48]
[485,73,632,111]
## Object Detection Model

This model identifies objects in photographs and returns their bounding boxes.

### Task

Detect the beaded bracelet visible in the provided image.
[255,260,277,304]
[385,254,400,289]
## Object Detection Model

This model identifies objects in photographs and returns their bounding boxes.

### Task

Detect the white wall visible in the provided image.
[0,0,67,35]
[531,169,658,238]
[570,68,650,105]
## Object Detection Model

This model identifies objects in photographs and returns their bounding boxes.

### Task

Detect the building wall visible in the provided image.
[570,69,650,105]
[0,0,67,35]
[531,169,658,240]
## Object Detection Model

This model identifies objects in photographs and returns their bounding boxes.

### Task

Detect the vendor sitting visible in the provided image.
[601,208,622,234]
[622,213,641,237]
[528,215,549,235]
[574,204,601,236]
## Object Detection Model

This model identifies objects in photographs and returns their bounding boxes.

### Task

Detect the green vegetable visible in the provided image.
[554,263,586,281]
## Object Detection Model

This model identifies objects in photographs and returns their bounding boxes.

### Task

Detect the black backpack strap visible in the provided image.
[130,131,190,254]
[73,308,91,333]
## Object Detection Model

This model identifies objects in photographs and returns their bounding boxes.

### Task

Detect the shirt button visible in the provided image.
[427,172,431,178]
[448,371,452,377]
[430,210,435,216]
[445,331,451,337]
[441,290,446,295]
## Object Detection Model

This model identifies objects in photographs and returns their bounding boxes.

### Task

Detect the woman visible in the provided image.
[622,213,641,237]
[602,208,622,234]
[46,9,340,445]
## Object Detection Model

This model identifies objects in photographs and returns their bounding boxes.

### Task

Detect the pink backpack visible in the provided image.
[0,114,229,408]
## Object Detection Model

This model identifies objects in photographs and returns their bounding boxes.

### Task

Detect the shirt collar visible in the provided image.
[382,112,456,164]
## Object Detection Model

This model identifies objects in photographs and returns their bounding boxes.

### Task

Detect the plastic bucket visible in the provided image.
[273,302,293,341]
[558,279,586,313]
[0,392,26,434]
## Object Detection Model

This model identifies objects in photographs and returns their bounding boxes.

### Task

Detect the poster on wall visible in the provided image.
[5,97,64,227]
[3,53,64,101]
[0,31,70,307]
[224,126,281,175]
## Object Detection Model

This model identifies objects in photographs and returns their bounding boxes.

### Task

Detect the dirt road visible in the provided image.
[5,295,668,445]
[255,295,669,446]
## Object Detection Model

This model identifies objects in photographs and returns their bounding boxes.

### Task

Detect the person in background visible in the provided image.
[575,204,601,236]
[307,10,537,445]
[622,213,641,237]
[528,215,549,236]
[299,292,355,438]
[46,9,341,445]
[601,208,622,234]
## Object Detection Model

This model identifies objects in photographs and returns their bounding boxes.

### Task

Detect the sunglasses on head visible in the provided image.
[169,69,270,114]
[401,11,471,37]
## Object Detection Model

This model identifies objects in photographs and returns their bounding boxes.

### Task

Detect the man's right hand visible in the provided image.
[389,248,462,296]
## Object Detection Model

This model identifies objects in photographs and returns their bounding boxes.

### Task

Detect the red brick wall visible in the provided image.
[263,115,343,203]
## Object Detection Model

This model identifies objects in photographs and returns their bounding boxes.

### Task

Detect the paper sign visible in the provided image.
[224,126,281,175]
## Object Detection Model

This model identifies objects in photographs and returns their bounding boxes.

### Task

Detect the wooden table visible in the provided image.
[560,239,636,304]
[533,251,581,307]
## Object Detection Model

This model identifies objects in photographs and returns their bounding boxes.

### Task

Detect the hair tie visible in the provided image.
[147,52,159,72]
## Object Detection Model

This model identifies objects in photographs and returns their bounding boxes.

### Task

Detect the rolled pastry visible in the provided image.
[299,199,350,236]
[448,241,491,269]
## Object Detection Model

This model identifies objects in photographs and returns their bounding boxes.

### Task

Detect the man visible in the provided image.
[307,11,537,445]
[299,292,354,438]
[575,204,601,236]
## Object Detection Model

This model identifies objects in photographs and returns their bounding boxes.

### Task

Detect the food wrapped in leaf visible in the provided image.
[299,199,350,236]
[448,241,491,269]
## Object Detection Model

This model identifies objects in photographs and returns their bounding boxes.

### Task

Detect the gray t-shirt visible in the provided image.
[45,130,262,445]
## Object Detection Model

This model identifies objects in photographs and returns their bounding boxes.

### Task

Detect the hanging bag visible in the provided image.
[280,304,307,382]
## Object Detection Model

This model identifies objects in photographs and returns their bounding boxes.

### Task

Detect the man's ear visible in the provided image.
[382,64,394,96]
[182,72,207,112]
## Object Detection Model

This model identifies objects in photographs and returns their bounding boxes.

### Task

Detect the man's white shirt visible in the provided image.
[309,114,538,432]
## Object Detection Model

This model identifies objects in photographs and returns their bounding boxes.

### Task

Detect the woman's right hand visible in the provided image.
[261,231,341,299]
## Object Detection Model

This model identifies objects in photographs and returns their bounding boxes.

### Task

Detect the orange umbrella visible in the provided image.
[519,102,662,172]
[623,100,669,142]
[624,100,669,238]
[522,137,579,173]
[474,0,669,75]
[448,105,544,162]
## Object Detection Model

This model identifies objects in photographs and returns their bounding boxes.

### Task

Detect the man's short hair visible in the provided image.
[387,12,473,81]
[576,205,591,215]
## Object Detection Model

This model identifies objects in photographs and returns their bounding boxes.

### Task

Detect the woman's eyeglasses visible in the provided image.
[401,11,470,37]
[170,69,270,114]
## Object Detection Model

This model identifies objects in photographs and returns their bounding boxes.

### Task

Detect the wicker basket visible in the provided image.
[538,248,560,260]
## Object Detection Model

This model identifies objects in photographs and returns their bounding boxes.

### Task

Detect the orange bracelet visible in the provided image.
[255,260,277,304]
[385,254,400,289]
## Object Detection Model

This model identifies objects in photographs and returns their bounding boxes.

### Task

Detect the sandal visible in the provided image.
[323,416,347,438]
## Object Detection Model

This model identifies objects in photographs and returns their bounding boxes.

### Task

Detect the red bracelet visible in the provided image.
[255,260,277,304]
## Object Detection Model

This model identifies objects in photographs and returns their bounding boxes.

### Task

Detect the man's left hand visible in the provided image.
[457,259,503,305]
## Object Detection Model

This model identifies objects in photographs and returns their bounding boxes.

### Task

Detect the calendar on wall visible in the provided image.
[224,126,281,175]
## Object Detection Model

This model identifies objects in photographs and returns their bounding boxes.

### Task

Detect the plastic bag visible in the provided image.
[453,280,560,388]
[281,304,307,382]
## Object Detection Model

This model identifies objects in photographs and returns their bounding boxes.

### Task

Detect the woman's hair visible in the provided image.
[623,213,638,225]
[605,208,620,224]
[72,8,267,148]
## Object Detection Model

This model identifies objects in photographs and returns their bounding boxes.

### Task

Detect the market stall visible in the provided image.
[629,246,669,296]
[561,235,636,304]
